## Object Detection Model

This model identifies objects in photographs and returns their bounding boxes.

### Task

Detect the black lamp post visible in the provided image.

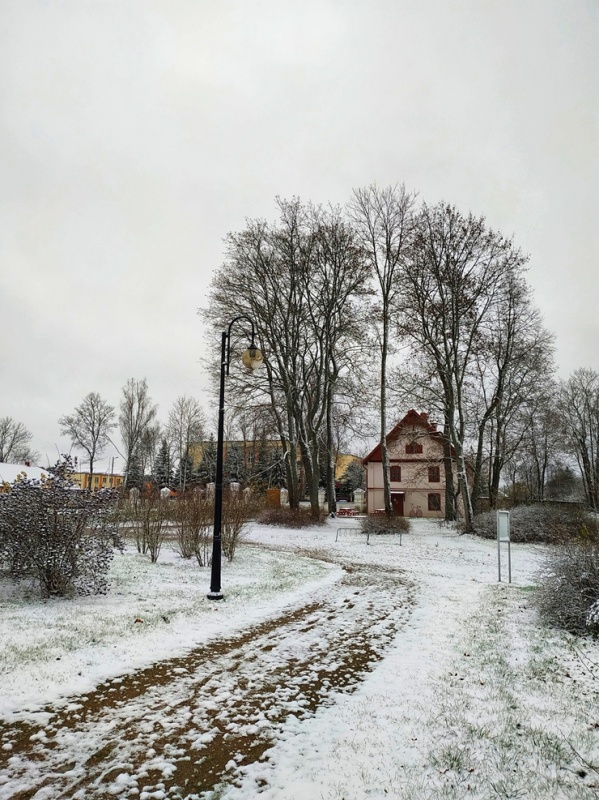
[207,315,263,600]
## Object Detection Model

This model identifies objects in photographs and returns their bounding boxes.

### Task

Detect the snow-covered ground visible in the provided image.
[2,519,599,799]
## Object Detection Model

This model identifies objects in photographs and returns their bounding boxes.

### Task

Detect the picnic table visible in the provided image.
[336,507,360,517]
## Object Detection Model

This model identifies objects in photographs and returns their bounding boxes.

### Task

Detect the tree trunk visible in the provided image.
[442,417,456,521]
[302,446,320,518]
[380,317,392,514]
[489,454,503,509]
[326,388,337,514]
[471,422,486,514]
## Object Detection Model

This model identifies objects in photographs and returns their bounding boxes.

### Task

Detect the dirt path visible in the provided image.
[0,559,415,799]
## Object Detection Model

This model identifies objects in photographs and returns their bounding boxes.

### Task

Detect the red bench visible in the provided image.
[337,507,359,517]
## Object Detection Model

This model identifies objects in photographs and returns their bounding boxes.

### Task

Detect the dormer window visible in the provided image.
[405,442,423,455]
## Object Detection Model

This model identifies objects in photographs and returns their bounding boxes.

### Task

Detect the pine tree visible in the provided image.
[175,451,194,490]
[155,438,172,488]
[126,450,144,490]
[195,436,217,485]
[224,443,245,483]
[266,445,287,488]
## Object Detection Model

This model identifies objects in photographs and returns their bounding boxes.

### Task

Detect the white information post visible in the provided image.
[497,510,511,584]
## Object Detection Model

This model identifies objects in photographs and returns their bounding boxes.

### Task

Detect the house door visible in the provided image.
[391,493,404,516]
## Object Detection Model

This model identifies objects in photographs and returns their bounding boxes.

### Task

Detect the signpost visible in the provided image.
[497,510,511,583]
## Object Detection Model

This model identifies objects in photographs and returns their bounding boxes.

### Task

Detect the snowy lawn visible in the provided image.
[0,535,340,718]
[2,518,599,799]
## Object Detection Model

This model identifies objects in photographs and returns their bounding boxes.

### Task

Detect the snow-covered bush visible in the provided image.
[361,514,411,535]
[257,507,326,528]
[0,458,122,598]
[468,504,597,543]
[535,536,599,635]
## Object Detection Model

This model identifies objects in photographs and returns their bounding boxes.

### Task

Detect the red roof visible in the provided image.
[362,409,444,464]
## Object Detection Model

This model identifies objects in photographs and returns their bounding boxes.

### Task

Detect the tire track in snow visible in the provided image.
[0,561,414,799]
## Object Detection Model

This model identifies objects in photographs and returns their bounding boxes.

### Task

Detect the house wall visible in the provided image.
[365,464,446,517]
[71,472,124,490]
[364,421,460,518]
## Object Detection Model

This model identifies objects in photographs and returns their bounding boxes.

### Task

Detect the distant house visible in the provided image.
[0,462,49,490]
[0,462,124,492]
[69,471,124,491]
[188,439,362,500]
[362,410,464,518]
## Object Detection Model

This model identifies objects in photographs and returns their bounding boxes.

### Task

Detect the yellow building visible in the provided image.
[69,472,124,491]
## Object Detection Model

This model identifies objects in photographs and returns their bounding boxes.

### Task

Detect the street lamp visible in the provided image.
[208,315,263,600]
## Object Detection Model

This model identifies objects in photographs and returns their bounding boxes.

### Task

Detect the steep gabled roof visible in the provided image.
[362,409,444,464]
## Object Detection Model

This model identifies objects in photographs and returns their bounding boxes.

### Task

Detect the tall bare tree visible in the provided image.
[397,202,529,531]
[468,271,555,509]
[207,198,370,514]
[0,417,38,464]
[167,396,207,490]
[118,378,158,489]
[349,184,417,514]
[59,393,116,489]
[558,369,599,511]
[304,205,371,512]
[512,399,562,502]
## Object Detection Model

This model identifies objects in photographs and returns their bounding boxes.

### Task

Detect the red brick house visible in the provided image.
[362,410,464,518]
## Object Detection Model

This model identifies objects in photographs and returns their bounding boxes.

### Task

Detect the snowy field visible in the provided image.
[2,519,599,799]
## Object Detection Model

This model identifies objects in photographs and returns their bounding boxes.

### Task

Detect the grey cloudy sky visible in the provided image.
[1,0,597,468]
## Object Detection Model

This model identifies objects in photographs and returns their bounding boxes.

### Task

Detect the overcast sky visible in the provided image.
[1,0,597,469]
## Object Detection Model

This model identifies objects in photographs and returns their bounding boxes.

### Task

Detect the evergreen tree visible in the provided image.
[224,443,245,483]
[126,450,144,490]
[248,436,269,493]
[265,444,287,488]
[339,461,365,497]
[175,451,194,490]
[195,436,217,485]
[154,438,172,488]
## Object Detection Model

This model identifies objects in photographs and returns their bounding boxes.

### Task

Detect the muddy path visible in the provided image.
[0,559,415,800]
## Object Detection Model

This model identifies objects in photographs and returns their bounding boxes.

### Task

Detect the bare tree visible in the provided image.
[467,271,555,510]
[348,183,417,514]
[397,202,528,531]
[0,417,38,464]
[207,198,370,515]
[119,378,158,489]
[558,369,599,511]
[208,203,305,507]
[166,396,206,490]
[59,393,116,489]
[514,400,563,502]
[138,422,161,483]
[306,206,372,512]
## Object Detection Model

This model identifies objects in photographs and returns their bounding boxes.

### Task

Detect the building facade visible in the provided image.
[69,472,124,491]
[363,410,460,518]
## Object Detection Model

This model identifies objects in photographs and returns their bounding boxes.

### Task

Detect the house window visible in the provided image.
[390,465,401,482]
[406,442,423,455]
[428,493,441,511]
[428,466,440,482]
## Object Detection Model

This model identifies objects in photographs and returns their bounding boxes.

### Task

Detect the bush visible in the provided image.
[257,507,326,528]
[135,491,169,563]
[171,488,259,565]
[361,514,411,535]
[535,536,599,635]
[0,458,122,597]
[173,489,213,565]
[468,504,597,544]
[221,491,260,561]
